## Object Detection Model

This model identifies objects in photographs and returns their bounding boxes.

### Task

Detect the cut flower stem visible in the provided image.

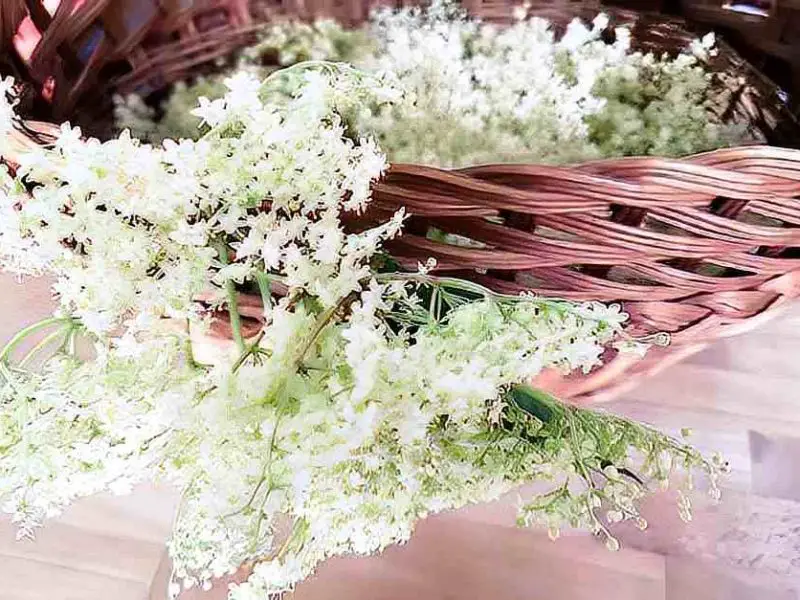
[214,239,246,353]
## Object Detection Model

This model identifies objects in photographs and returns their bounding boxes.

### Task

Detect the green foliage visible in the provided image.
[504,385,726,546]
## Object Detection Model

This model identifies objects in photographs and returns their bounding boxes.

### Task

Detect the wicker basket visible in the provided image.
[3,0,800,403]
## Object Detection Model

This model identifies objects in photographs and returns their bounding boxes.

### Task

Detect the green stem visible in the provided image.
[290,293,354,371]
[249,413,284,550]
[63,325,78,356]
[0,317,74,365]
[255,271,272,313]
[182,318,210,370]
[231,330,266,373]
[375,272,549,304]
[18,326,70,369]
[428,286,440,324]
[0,362,18,388]
[214,240,246,353]
[563,407,617,544]
[477,428,503,464]
[225,413,282,520]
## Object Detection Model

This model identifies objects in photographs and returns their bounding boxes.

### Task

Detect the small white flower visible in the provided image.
[191,97,227,127]
[592,13,610,32]
[223,72,262,113]
[417,257,437,274]
[690,32,717,61]
[170,220,209,246]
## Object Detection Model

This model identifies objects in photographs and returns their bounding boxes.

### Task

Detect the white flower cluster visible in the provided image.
[114,77,233,145]
[244,19,371,67]
[1,65,724,599]
[357,3,746,166]
[115,3,749,166]
[169,289,634,596]
[114,20,369,145]
[0,332,201,540]
[3,66,398,335]
[358,5,616,164]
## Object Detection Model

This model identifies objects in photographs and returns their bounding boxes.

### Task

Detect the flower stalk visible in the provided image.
[214,239,246,353]
[0,317,75,366]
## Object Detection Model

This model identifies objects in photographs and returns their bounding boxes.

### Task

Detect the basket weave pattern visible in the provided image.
[2,0,800,402]
[369,148,800,400]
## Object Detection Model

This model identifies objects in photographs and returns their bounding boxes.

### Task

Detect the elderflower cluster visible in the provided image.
[357,3,747,166]
[167,289,635,596]
[0,333,202,539]
[1,64,725,600]
[4,66,399,335]
[244,18,372,67]
[114,77,232,145]
[114,20,368,145]
[115,2,750,166]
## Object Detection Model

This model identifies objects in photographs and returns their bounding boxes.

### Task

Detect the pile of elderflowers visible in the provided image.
[115,19,370,145]
[1,64,726,600]
[116,2,750,166]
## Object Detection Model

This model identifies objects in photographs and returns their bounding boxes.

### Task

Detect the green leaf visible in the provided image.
[507,384,561,424]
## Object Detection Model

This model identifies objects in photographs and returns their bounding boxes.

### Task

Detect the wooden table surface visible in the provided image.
[2,273,799,600]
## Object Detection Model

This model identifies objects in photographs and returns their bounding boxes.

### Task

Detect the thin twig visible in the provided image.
[255,271,273,313]
[232,330,267,373]
[290,293,355,370]
[213,239,246,353]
